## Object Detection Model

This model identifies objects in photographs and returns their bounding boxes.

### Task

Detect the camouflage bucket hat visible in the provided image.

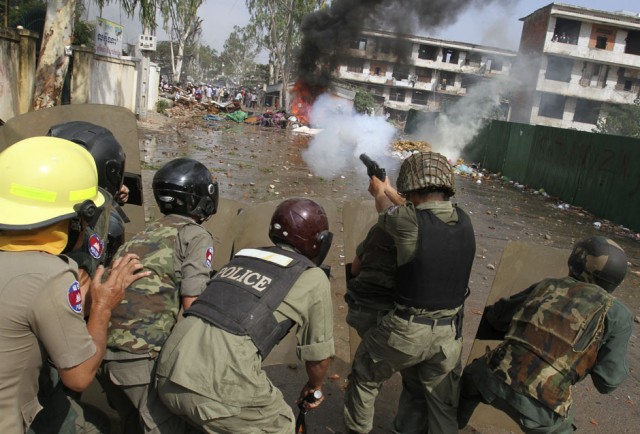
[396,152,455,196]
[568,236,628,293]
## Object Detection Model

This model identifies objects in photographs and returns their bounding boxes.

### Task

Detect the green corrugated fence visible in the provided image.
[463,120,640,232]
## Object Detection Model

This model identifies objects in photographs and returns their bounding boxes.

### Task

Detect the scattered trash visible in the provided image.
[593,222,602,230]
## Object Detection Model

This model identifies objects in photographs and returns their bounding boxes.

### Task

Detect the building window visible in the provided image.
[465,52,482,67]
[538,93,566,119]
[590,26,616,51]
[346,59,364,73]
[552,18,581,45]
[411,90,429,105]
[487,57,504,72]
[351,38,367,50]
[377,38,392,54]
[418,44,439,61]
[439,71,455,89]
[574,99,601,124]
[389,88,406,102]
[393,64,410,81]
[370,62,386,76]
[461,74,483,90]
[443,48,460,64]
[545,56,573,82]
[625,30,640,55]
[415,67,433,82]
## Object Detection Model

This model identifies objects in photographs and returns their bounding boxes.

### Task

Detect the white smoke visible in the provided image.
[302,94,397,179]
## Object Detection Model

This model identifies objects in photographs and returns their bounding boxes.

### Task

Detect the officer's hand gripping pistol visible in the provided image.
[359,153,386,182]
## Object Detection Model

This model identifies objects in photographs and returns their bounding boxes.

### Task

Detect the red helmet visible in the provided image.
[269,198,333,265]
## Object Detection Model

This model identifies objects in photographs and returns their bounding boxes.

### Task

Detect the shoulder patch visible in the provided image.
[88,233,104,259]
[204,246,214,268]
[386,205,401,215]
[67,281,83,314]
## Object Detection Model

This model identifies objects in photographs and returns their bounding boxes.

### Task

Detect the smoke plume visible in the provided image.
[298,0,513,86]
[302,94,397,179]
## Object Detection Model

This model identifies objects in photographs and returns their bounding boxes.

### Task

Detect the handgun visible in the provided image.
[359,153,386,182]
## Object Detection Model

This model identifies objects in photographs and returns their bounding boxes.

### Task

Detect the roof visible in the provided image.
[520,2,640,28]
[360,28,517,57]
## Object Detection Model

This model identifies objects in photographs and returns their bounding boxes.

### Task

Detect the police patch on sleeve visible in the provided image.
[88,233,104,259]
[204,246,214,268]
[67,281,83,314]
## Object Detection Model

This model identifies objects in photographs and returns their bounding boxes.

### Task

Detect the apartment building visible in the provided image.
[334,29,515,120]
[510,3,640,131]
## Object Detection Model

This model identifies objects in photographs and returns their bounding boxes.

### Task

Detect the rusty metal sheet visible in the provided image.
[342,199,379,362]
[467,241,570,432]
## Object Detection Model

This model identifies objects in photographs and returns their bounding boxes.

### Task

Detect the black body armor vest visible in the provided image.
[186,246,314,358]
[395,207,475,310]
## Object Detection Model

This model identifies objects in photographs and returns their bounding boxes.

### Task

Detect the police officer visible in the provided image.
[156,198,335,433]
[27,121,136,434]
[457,236,633,434]
[0,137,148,434]
[48,120,130,267]
[345,222,396,338]
[344,151,476,434]
[97,158,219,433]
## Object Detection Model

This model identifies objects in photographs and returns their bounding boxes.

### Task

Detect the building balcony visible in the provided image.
[536,77,638,104]
[545,41,640,68]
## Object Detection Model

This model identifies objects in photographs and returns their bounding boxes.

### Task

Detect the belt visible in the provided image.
[394,310,456,326]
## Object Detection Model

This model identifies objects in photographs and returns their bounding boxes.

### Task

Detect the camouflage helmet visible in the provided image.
[396,152,455,196]
[568,236,628,293]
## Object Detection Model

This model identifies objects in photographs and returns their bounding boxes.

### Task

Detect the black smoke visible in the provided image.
[298,0,514,86]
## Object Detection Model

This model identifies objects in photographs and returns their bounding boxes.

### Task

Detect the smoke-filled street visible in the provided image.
[133,111,640,433]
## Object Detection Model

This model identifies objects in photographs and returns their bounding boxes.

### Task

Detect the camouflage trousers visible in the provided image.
[344,309,462,434]
[97,358,195,434]
[458,357,576,434]
[156,377,295,434]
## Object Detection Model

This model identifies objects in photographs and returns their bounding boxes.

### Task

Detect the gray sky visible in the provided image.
[95,0,638,63]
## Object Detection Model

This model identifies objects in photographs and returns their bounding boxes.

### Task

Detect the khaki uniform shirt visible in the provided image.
[156,266,335,407]
[0,251,95,434]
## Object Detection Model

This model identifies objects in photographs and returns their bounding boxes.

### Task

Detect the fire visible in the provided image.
[289,81,324,126]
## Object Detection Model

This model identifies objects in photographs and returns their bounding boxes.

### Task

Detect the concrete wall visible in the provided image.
[0,29,38,123]
[0,28,158,123]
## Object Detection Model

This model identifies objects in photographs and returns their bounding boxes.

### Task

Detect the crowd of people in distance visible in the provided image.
[161,81,260,109]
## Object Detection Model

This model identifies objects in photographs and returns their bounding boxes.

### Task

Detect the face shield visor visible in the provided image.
[64,188,113,276]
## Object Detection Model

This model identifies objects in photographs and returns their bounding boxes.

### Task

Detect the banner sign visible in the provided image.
[95,17,123,58]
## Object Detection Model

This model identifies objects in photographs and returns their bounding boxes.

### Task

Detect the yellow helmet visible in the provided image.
[0,136,106,230]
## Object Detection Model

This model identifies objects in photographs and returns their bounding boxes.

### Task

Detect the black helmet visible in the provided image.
[48,121,126,197]
[568,236,628,293]
[269,198,333,265]
[152,158,219,222]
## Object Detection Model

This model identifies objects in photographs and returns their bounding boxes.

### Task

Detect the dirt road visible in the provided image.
[135,112,640,433]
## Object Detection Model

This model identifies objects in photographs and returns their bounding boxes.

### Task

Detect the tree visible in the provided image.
[353,88,375,114]
[32,0,76,110]
[246,0,324,110]
[220,25,259,85]
[159,0,204,83]
[594,98,640,139]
